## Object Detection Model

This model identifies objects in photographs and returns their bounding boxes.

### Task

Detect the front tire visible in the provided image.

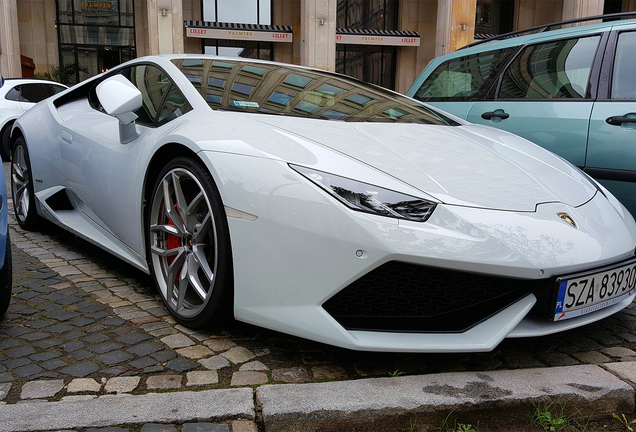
[11,138,40,230]
[0,233,13,318]
[0,124,12,161]
[148,157,233,329]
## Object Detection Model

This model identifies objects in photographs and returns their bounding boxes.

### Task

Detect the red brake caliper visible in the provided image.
[166,218,181,286]
[166,218,180,265]
[166,197,192,282]
[165,196,193,284]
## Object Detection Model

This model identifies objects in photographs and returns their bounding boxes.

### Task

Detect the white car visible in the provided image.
[0,77,67,160]
[9,55,636,353]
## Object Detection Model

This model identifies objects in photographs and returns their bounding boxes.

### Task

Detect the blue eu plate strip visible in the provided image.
[555,280,567,313]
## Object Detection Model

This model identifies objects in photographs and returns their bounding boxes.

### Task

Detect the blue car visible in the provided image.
[0,76,13,318]
[407,12,636,216]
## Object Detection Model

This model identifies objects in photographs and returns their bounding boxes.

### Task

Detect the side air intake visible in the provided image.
[45,189,74,211]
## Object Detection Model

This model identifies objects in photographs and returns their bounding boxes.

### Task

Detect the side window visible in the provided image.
[119,65,192,127]
[157,86,192,127]
[4,86,21,101]
[499,36,600,99]
[120,65,172,126]
[412,48,515,102]
[611,31,636,99]
[55,79,94,109]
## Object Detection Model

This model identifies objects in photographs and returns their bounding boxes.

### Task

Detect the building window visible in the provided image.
[336,0,399,90]
[201,0,273,60]
[336,45,396,90]
[204,40,272,60]
[475,0,515,39]
[202,0,271,24]
[56,0,136,84]
[336,0,398,30]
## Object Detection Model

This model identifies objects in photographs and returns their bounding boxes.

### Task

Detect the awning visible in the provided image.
[336,29,420,47]
[474,33,498,40]
[184,21,293,43]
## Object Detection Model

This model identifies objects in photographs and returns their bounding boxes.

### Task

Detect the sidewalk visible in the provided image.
[1,361,636,431]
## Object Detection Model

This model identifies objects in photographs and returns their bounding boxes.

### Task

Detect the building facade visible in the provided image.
[1,0,635,93]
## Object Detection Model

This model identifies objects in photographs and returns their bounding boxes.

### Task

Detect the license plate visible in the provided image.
[554,260,636,321]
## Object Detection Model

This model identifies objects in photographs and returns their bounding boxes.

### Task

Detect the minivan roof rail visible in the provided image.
[462,11,636,49]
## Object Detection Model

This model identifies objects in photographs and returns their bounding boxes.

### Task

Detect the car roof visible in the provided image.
[0,78,67,89]
[406,16,636,96]
[454,18,636,57]
[465,12,636,49]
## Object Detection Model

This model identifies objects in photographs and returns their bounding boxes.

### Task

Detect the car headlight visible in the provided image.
[290,164,437,222]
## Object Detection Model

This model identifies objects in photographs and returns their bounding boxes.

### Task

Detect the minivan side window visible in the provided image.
[498,36,600,100]
[412,48,515,102]
[611,31,636,99]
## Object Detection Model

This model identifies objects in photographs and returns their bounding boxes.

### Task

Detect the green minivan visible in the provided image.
[407,13,636,216]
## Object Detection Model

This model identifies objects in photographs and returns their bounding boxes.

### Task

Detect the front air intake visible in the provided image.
[322,261,552,333]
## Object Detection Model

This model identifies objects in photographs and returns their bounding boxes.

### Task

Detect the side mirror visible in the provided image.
[96,75,142,143]
[0,76,4,88]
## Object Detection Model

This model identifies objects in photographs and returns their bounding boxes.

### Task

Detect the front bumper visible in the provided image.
[202,151,636,352]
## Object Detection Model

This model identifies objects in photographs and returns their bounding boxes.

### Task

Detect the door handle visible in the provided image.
[481,111,510,120]
[606,115,636,126]
[61,131,73,144]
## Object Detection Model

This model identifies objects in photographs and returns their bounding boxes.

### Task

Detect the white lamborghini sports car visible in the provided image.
[9,55,636,352]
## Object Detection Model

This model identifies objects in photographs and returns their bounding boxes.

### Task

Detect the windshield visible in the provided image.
[171,58,458,125]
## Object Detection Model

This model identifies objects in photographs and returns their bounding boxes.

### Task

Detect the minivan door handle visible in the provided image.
[481,111,510,120]
[606,115,636,126]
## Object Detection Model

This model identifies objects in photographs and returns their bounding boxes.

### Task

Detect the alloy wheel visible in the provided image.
[149,168,219,319]
[12,145,31,223]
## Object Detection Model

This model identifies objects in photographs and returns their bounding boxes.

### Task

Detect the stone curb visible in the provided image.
[256,364,636,431]
[1,364,636,431]
[0,388,254,432]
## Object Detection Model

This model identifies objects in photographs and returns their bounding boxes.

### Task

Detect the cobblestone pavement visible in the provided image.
[4,166,636,429]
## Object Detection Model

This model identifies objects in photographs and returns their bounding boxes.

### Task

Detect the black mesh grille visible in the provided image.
[322,261,553,333]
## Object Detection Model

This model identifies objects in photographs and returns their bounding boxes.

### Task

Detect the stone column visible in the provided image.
[300,0,337,71]
[623,0,636,12]
[273,0,301,65]
[561,0,604,24]
[15,0,58,76]
[0,0,21,78]
[435,0,476,57]
[396,0,438,94]
[182,0,202,54]
[514,0,565,31]
[147,0,184,55]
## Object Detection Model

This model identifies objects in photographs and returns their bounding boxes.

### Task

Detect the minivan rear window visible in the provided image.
[612,31,636,100]
[499,36,599,99]
[412,48,516,102]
